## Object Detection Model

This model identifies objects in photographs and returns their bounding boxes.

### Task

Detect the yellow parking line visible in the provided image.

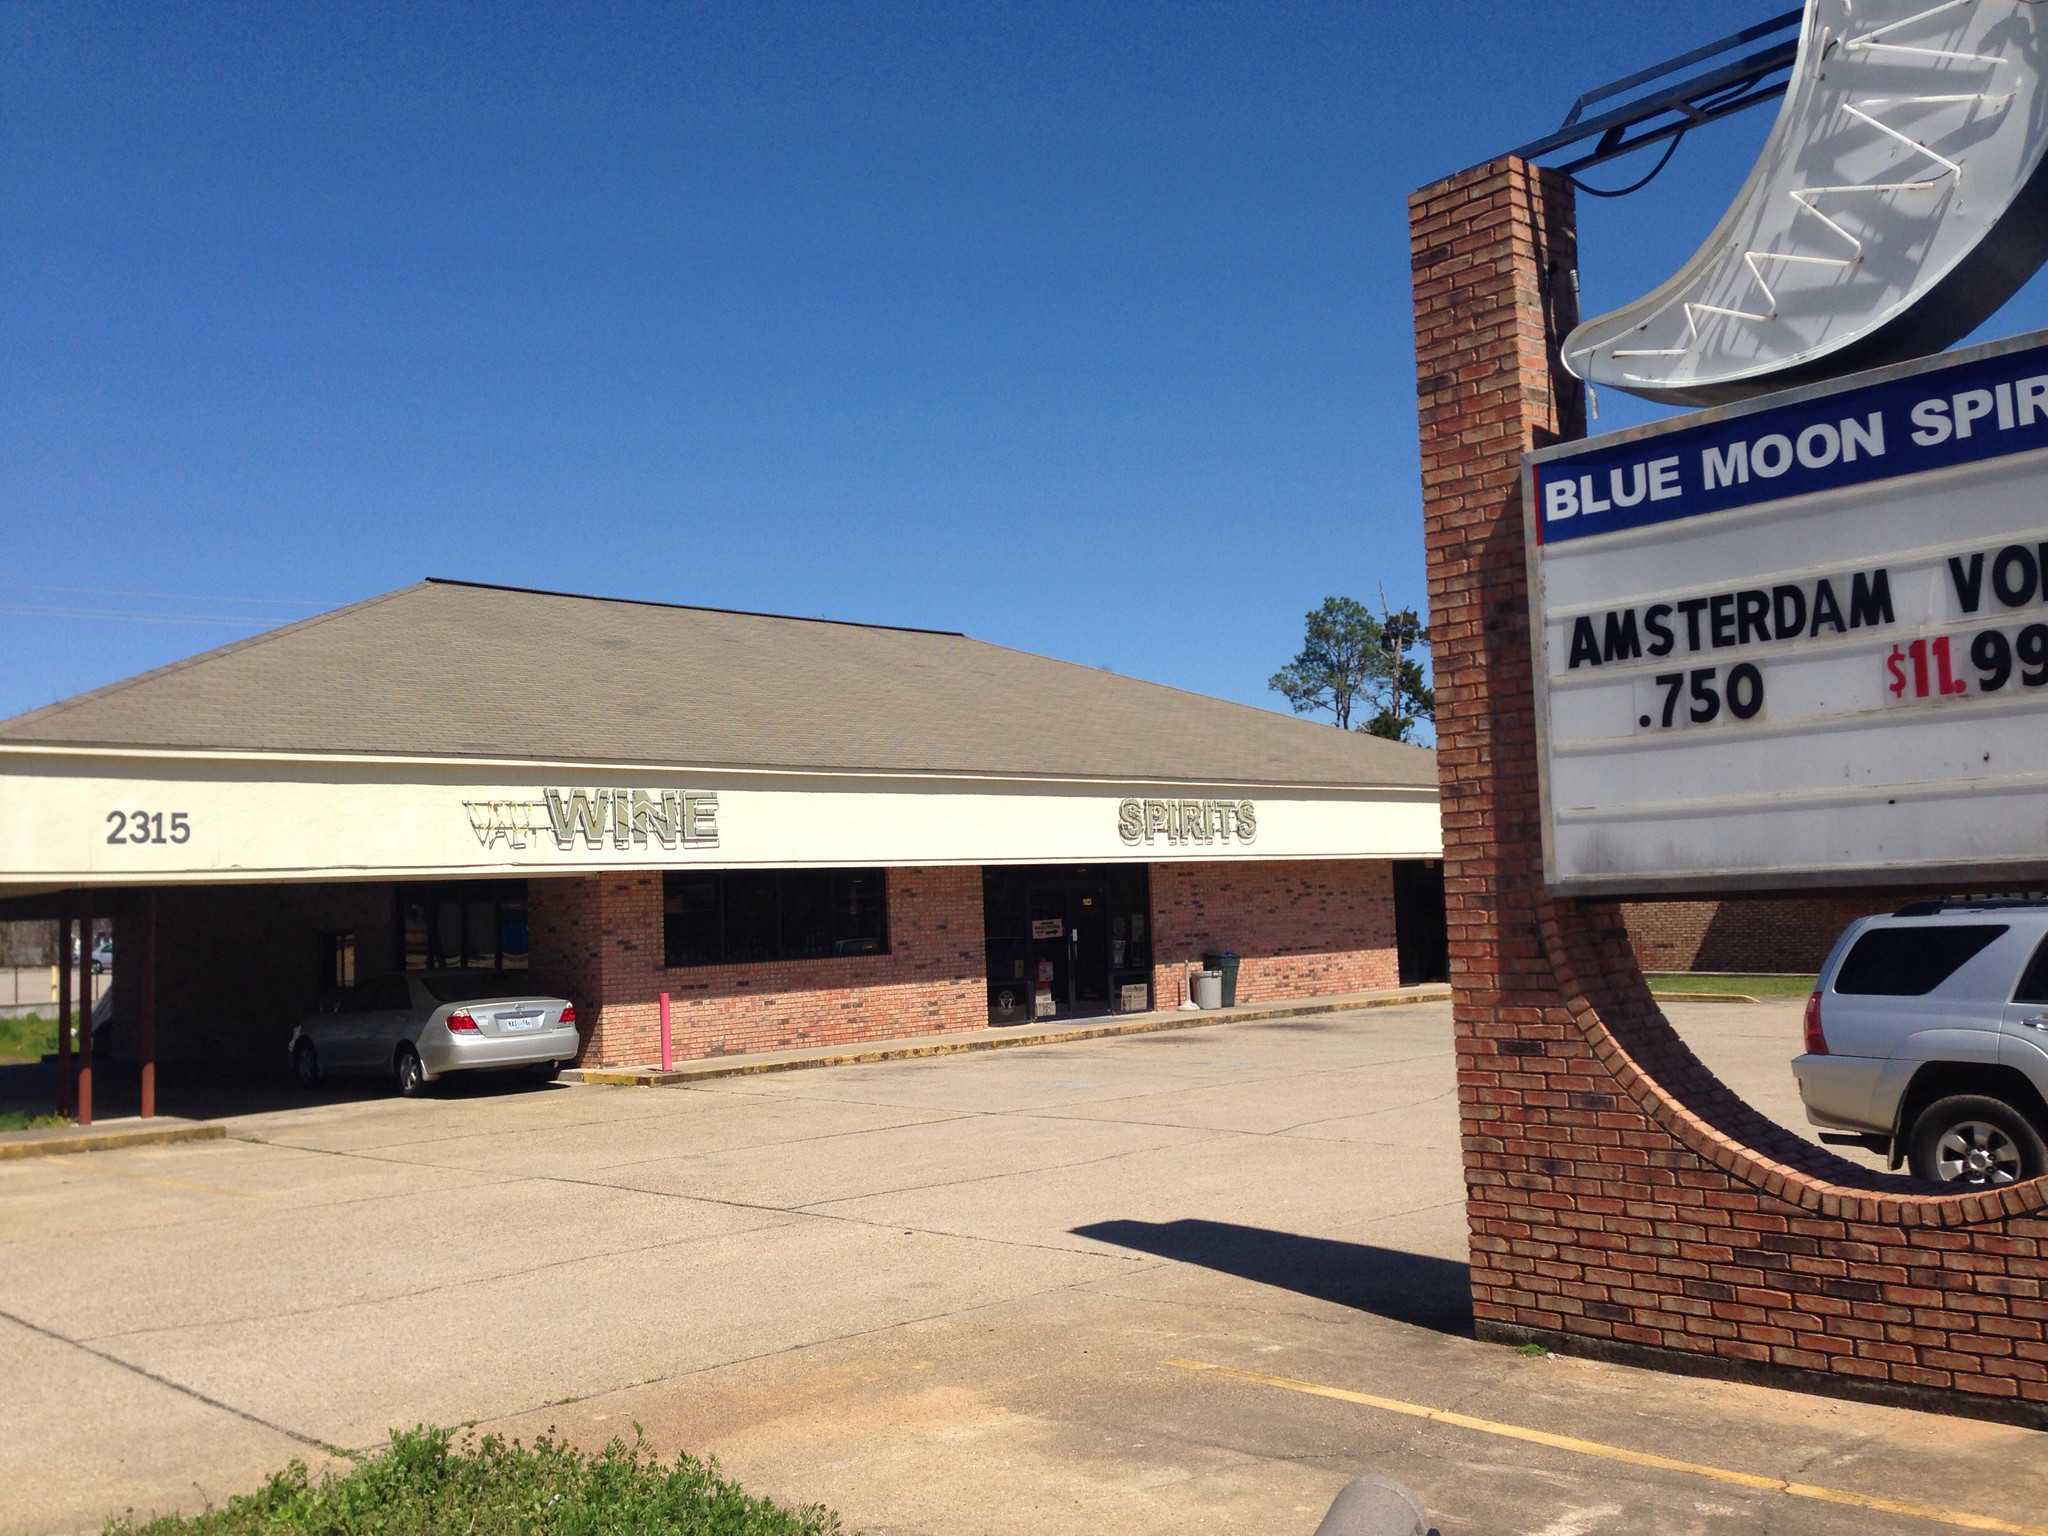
[1163,1358,2048,1535]
[44,1157,258,1199]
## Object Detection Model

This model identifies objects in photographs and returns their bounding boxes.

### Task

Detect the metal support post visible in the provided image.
[140,890,158,1119]
[55,901,73,1119]
[76,891,94,1126]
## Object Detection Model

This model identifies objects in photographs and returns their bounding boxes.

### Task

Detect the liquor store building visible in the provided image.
[0,581,1443,1075]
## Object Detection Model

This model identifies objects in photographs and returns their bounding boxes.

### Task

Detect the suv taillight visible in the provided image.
[1803,991,1827,1055]
[446,1010,480,1034]
[559,1004,576,1027]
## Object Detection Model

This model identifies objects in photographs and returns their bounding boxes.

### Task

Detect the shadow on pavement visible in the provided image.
[1072,1217,1474,1335]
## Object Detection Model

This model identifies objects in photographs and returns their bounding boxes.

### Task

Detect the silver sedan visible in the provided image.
[289,971,580,1096]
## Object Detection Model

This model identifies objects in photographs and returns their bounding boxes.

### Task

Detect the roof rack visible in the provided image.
[1892,897,2048,917]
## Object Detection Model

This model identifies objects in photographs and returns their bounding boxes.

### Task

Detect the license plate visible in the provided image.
[497,1013,540,1032]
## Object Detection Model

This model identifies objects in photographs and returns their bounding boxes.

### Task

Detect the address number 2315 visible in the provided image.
[107,810,190,845]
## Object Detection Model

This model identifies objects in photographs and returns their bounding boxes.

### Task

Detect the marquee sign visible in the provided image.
[1525,327,2048,892]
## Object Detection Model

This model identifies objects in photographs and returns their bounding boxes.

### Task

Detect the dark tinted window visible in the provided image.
[1833,925,2008,996]
[2014,935,2048,1003]
[399,881,528,969]
[662,869,890,968]
[374,975,415,1010]
[664,878,720,966]
[836,870,887,955]
[782,870,834,957]
[723,872,780,964]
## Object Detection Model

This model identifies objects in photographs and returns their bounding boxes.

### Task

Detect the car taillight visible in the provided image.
[446,1010,480,1034]
[1803,991,1827,1055]
[559,1004,576,1027]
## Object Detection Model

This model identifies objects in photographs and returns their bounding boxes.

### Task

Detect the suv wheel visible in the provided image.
[395,1045,429,1099]
[1907,1095,2048,1186]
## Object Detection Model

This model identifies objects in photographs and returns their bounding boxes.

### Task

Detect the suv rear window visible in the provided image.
[1833,925,2008,996]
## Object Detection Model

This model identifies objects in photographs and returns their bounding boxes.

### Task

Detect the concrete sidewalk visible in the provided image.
[570,982,1453,1085]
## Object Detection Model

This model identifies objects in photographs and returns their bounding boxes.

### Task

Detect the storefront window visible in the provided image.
[662,869,889,968]
[317,931,356,993]
[398,881,529,970]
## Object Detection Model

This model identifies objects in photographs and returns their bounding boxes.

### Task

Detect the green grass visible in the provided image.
[0,1111,72,1131]
[103,1426,849,1536]
[0,1012,59,1061]
[1646,974,1818,997]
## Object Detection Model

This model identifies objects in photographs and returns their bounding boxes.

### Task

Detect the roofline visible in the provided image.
[0,739,1440,796]
[422,577,967,637]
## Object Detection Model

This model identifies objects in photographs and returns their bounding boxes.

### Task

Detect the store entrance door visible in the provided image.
[1026,882,1110,1019]
[985,865,1148,1025]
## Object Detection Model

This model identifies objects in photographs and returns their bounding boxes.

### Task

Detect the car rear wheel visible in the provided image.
[394,1045,429,1099]
[1907,1095,2048,1186]
[527,1060,561,1083]
[292,1040,320,1088]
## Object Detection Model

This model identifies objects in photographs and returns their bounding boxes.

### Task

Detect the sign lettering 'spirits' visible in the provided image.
[1117,797,1256,846]
[464,790,720,851]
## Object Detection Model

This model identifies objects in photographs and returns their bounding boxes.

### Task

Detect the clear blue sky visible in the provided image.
[8,2,2048,728]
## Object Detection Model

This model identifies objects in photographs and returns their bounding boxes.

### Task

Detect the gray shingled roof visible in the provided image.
[0,580,1437,790]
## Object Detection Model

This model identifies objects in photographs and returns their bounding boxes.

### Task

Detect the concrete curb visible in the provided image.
[1650,991,1764,1005]
[567,987,1452,1087]
[0,1120,226,1160]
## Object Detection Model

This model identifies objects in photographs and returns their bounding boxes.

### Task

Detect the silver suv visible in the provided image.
[1795,901,2048,1187]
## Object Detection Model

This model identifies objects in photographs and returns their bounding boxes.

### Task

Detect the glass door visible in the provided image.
[983,865,1152,1024]
[1070,886,1112,1013]
[1028,885,1069,1019]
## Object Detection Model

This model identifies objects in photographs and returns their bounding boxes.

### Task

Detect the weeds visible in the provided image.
[103,1426,849,1535]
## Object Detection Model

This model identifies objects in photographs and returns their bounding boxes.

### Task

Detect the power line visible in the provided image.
[0,604,283,626]
[0,582,329,606]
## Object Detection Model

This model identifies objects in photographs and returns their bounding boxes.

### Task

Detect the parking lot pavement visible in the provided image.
[2,1000,2042,1535]
[1661,997,1892,1171]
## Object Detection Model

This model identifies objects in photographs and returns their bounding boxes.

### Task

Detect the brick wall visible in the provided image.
[526,874,605,1061]
[1150,860,1400,1006]
[1625,892,1987,975]
[534,866,985,1066]
[1414,158,2048,1426]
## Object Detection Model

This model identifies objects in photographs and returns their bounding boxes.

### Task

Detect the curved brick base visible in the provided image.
[1465,898,2048,1426]
[1414,158,2048,1425]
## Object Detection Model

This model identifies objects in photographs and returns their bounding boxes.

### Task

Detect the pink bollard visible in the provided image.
[659,992,672,1072]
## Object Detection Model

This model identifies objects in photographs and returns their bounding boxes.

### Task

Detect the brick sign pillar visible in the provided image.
[1411,158,2048,1425]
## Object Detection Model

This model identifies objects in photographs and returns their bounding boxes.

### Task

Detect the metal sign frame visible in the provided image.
[1522,324,2048,896]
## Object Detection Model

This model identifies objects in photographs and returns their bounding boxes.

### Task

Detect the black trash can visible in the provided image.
[1203,950,1240,1008]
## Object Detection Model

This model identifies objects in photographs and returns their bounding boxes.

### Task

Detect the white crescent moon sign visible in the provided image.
[1565,0,2048,406]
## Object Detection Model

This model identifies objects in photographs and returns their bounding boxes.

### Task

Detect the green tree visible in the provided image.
[1269,594,1433,742]
[1360,602,1434,742]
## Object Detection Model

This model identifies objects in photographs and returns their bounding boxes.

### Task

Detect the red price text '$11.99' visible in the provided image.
[1887,626,2048,702]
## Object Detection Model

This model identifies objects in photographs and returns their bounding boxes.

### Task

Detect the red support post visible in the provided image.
[55,902,73,1119]
[659,992,672,1073]
[76,891,93,1127]
[140,890,158,1119]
